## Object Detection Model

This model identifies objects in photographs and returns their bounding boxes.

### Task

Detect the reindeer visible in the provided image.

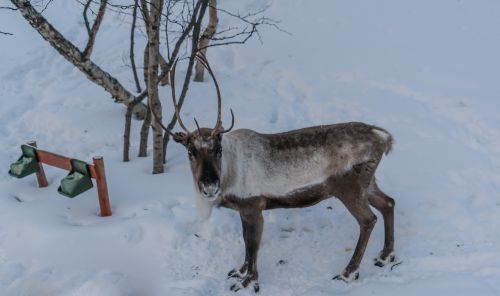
[156,55,396,292]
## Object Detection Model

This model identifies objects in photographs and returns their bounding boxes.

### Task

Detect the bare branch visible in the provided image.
[40,0,54,13]
[130,0,141,93]
[1,4,17,35]
[0,6,17,11]
[139,0,150,30]
[198,25,257,50]
[83,0,92,35]
[194,0,217,81]
[201,5,285,48]
[83,0,107,60]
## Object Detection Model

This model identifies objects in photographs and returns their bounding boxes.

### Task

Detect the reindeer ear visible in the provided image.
[173,132,188,144]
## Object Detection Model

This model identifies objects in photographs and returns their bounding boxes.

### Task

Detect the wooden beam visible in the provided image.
[27,141,48,187]
[93,156,112,217]
[29,145,98,179]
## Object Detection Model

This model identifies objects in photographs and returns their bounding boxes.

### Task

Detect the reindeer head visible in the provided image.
[173,127,226,200]
[156,54,234,201]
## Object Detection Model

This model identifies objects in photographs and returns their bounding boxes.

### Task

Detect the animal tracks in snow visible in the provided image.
[115,224,144,244]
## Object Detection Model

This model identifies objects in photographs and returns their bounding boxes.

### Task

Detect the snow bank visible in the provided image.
[1,0,499,295]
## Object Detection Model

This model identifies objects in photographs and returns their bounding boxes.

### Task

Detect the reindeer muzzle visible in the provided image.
[200,182,220,200]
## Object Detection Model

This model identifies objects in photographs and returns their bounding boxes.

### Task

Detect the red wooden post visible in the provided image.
[27,141,48,188]
[92,156,112,217]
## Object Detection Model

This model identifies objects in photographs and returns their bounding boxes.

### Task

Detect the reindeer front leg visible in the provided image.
[228,215,250,279]
[230,210,263,293]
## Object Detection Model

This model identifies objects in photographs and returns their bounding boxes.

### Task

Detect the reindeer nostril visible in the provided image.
[200,183,220,198]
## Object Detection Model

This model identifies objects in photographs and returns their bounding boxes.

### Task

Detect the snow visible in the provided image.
[1,0,500,295]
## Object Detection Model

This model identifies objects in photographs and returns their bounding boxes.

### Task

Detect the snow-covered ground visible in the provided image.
[1,0,500,295]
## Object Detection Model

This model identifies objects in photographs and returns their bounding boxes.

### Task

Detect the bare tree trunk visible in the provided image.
[143,43,149,87]
[139,43,151,157]
[138,104,151,157]
[194,0,217,82]
[159,53,170,85]
[10,0,147,119]
[143,0,165,174]
[123,106,133,162]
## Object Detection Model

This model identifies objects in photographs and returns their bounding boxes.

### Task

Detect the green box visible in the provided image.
[9,145,39,178]
[58,159,93,198]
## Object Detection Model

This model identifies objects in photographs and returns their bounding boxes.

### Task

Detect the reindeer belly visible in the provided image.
[265,181,332,209]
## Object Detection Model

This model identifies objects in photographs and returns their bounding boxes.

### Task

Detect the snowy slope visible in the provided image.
[1,0,500,295]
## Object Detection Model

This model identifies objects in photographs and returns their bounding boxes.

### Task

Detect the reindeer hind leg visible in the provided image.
[334,191,377,282]
[367,180,395,267]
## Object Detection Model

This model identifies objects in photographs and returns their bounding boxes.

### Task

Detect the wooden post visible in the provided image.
[92,156,112,217]
[27,141,48,188]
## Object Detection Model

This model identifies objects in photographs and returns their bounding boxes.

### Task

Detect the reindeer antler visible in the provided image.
[150,106,184,140]
[195,53,234,137]
[149,58,189,142]
[193,117,202,134]
[152,54,233,141]
[170,59,191,135]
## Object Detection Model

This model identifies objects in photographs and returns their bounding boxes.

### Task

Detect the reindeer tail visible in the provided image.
[371,126,394,155]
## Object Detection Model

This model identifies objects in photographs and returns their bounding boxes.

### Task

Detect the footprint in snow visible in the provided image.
[120,224,144,243]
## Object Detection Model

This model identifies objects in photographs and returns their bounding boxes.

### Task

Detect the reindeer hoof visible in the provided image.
[228,262,248,279]
[253,283,260,293]
[230,283,241,292]
[230,273,259,293]
[227,269,241,279]
[230,279,259,293]
[227,267,247,279]
[333,270,359,282]
[374,252,395,267]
